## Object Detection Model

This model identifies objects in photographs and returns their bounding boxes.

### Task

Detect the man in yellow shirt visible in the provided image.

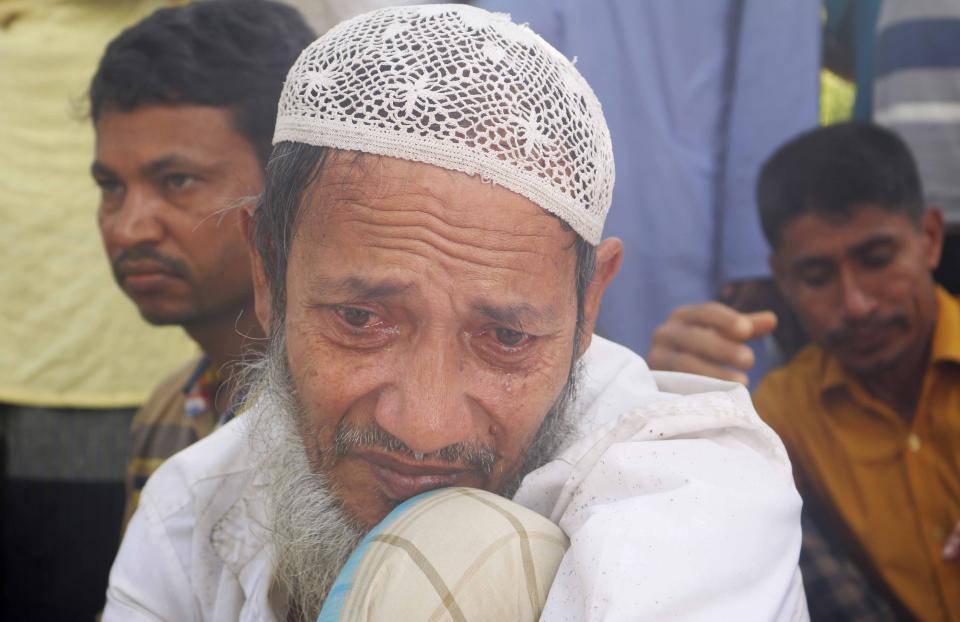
[649,122,959,620]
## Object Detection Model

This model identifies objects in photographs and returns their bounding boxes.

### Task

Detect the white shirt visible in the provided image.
[104,336,808,621]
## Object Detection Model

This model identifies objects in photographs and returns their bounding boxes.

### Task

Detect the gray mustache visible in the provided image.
[333,421,496,475]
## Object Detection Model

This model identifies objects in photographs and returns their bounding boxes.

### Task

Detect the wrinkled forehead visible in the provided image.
[279,152,580,317]
[301,150,576,246]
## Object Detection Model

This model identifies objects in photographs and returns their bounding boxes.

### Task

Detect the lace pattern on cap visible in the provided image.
[273,4,614,244]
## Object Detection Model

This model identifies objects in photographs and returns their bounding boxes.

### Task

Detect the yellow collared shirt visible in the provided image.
[755,287,960,620]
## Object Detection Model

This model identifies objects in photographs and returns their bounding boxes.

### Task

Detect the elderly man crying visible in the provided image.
[105,6,808,621]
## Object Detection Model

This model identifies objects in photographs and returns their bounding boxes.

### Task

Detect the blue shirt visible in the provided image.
[478,0,820,375]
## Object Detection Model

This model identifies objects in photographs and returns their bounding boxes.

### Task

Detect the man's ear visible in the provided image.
[577,237,624,358]
[921,206,945,271]
[241,209,274,333]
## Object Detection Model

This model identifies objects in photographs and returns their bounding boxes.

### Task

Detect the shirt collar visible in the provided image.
[930,286,960,365]
[819,352,848,394]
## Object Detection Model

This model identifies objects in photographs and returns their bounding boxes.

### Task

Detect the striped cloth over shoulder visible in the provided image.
[319,487,568,621]
[123,356,218,527]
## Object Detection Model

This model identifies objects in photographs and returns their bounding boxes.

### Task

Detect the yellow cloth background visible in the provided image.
[0,0,196,408]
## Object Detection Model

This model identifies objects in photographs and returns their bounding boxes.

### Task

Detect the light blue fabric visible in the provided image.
[317,489,442,622]
[478,1,820,380]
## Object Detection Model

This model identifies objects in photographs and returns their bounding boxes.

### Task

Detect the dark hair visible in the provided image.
[88,0,315,165]
[253,143,597,340]
[757,121,925,250]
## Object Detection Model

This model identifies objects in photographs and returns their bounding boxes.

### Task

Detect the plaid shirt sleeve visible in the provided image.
[800,511,903,622]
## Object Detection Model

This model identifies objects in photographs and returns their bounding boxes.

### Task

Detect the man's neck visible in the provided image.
[856,346,929,422]
[183,306,264,415]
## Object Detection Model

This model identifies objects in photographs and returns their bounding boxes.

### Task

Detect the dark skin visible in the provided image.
[94,104,265,412]
[771,206,942,420]
[649,204,956,558]
[249,152,623,528]
[651,206,943,415]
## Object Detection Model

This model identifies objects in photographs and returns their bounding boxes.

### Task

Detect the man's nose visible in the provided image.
[108,187,165,247]
[839,269,878,320]
[374,335,474,456]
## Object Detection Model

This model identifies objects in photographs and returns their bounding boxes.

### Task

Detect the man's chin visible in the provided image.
[135,304,201,326]
[836,346,904,376]
[336,496,395,531]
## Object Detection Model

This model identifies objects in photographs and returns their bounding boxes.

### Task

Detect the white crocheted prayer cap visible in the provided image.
[273,3,614,244]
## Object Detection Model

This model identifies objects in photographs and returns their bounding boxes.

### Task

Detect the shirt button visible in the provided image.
[907,433,922,453]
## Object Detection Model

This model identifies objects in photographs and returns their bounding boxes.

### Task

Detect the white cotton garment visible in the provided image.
[102,336,807,621]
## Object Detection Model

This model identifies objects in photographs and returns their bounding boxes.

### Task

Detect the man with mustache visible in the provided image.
[104,6,807,621]
[649,122,960,620]
[89,0,316,524]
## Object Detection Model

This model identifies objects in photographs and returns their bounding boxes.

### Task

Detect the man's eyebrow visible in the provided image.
[789,255,833,273]
[139,154,205,177]
[90,155,208,179]
[472,301,547,327]
[850,233,898,256]
[90,161,114,178]
[310,276,414,299]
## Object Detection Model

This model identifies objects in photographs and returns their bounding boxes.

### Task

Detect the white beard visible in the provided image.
[245,329,578,621]
[247,334,365,622]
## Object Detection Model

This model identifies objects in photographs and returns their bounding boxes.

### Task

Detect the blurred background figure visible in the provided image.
[282,0,418,31]
[476,0,821,383]
[88,0,315,530]
[872,0,960,294]
[821,0,960,294]
[821,0,881,123]
[0,2,195,619]
[649,122,959,621]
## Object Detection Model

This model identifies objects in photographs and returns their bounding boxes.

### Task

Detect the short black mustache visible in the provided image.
[825,313,907,345]
[112,246,189,280]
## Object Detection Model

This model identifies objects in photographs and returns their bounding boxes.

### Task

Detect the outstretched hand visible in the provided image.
[647,302,778,386]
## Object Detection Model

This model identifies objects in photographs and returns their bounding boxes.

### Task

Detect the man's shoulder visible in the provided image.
[137,415,254,520]
[556,337,795,495]
[580,335,777,439]
[617,371,791,469]
[529,341,807,619]
[753,344,826,420]
[111,413,272,620]
[133,356,203,428]
[582,337,796,486]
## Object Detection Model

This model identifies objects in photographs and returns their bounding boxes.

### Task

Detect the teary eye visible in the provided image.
[494,327,526,347]
[336,306,375,327]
